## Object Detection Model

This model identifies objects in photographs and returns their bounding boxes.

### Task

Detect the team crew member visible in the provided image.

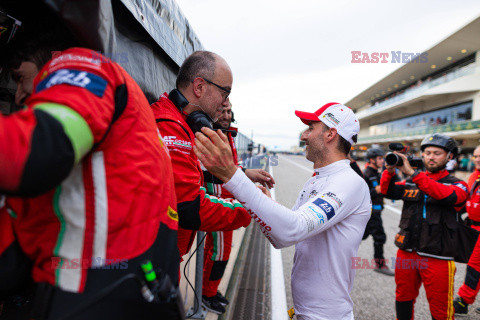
[453,145,480,316]
[380,134,468,320]
[0,15,180,320]
[347,153,364,178]
[362,148,394,276]
[201,103,237,314]
[201,102,274,314]
[465,145,480,230]
[195,102,372,320]
[151,51,271,259]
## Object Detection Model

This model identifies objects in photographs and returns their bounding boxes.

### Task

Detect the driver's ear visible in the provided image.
[326,127,337,140]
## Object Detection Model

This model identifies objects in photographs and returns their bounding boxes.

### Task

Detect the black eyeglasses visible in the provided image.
[202,78,231,101]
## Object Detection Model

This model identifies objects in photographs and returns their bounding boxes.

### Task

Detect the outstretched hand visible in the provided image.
[245,169,275,189]
[194,127,238,182]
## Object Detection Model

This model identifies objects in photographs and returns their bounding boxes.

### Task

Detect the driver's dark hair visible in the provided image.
[0,1,77,72]
[176,51,217,89]
[3,30,76,71]
[338,136,352,155]
[319,121,352,155]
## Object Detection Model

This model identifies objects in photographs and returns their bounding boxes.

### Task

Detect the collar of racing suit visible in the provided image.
[313,159,350,178]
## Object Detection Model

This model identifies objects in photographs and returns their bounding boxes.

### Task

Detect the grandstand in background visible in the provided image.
[347,17,480,157]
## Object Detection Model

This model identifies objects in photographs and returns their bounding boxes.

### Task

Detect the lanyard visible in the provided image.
[423,194,428,219]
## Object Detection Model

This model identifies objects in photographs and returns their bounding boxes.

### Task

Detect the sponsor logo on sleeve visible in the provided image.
[312,198,336,220]
[300,203,327,232]
[36,69,107,97]
[308,190,318,199]
[307,205,326,223]
[321,192,343,207]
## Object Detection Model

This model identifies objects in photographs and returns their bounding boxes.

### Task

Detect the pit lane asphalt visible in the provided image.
[271,154,479,320]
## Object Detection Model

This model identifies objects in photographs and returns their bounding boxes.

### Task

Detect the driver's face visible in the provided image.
[12,61,39,106]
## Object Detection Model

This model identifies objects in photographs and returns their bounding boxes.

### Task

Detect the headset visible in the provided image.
[168,89,213,134]
[169,88,238,137]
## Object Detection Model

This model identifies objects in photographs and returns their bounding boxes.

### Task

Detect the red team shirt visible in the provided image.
[0,48,178,293]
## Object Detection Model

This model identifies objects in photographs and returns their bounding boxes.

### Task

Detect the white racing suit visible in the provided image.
[224,159,371,320]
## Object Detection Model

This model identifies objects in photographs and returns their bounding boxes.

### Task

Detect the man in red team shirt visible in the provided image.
[0,11,181,319]
[454,145,480,316]
[380,134,468,320]
[151,51,272,261]
[465,146,480,230]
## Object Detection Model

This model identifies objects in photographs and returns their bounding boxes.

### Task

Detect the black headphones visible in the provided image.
[169,89,213,134]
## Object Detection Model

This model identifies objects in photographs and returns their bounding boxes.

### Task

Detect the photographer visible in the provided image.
[362,148,394,276]
[380,133,468,320]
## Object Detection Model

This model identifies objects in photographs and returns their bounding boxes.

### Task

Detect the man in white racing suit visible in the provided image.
[193,102,372,320]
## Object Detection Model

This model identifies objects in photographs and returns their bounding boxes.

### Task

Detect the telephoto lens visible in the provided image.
[385,152,403,166]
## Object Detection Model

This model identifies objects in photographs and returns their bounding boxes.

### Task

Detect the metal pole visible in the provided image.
[186,231,207,319]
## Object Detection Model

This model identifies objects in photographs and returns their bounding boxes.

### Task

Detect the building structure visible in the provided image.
[347,17,480,156]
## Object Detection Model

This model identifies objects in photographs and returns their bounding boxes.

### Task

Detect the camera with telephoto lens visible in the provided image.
[385,143,423,169]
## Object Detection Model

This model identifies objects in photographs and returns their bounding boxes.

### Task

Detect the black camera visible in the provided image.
[385,143,423,169]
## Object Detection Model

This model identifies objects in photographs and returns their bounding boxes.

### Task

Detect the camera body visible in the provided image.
[385,143,423,169]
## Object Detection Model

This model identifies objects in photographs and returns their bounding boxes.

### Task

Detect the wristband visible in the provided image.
[411,170,421,179]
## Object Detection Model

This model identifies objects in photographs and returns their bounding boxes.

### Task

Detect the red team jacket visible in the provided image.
[467,169,480,223]
[0,48,178,293]
[151,93,251,256]
[380,169,468,258]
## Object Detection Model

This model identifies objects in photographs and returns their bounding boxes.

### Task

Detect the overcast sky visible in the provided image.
[175,0,480,150]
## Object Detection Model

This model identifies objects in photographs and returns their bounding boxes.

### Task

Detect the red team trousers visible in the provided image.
[395,250,455,320]
[203,231,233,297]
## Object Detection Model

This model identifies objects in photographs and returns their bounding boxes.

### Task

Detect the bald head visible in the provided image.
[176,51,230,90]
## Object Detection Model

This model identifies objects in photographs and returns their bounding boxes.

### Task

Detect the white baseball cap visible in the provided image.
[295,102,360,145]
